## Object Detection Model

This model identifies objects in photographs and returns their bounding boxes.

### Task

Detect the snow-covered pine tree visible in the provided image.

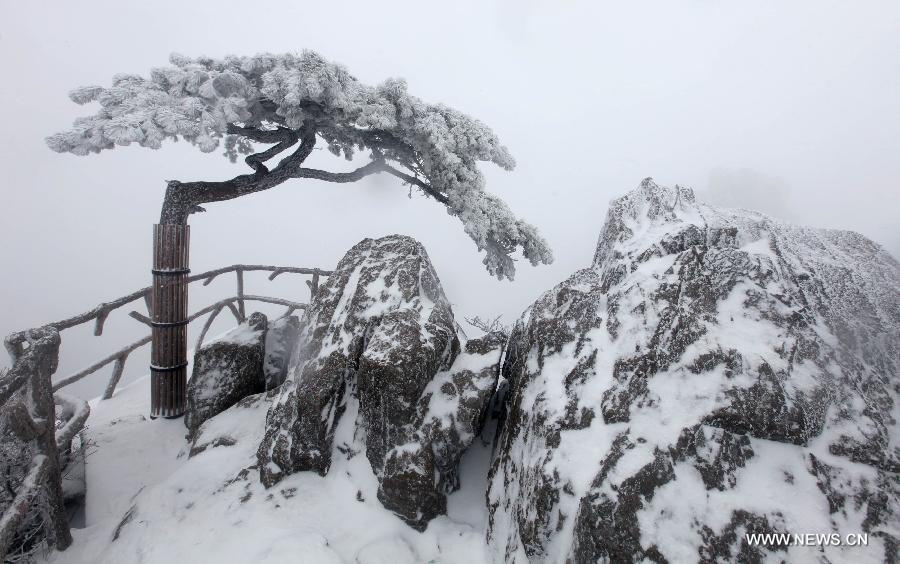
[47,51,552,280]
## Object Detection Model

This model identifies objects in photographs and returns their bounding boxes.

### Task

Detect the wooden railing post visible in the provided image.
[236,267,246,321]
[0,327,72,558]
[307,270,320,301]
[150,224,189,418]
[102,354,127,400]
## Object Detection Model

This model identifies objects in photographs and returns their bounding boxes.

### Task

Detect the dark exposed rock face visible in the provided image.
[487,179,900,562]
[263,314,301,390]
[185,312,268,436]
[257,235,501,530]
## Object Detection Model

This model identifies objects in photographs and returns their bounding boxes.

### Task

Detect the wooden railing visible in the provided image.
[42,264,330,397]
[0,327,81,559]
[0,263,330,559]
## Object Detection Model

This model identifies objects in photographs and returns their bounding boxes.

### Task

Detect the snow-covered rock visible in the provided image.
[185,312,268,436]
[189,390,273,458]
[258,235,500,530]
[381,330,504,529]
[417,331,506,493]
[487,179,900,563]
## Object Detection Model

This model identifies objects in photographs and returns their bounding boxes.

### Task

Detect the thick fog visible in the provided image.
[1,1,898,399]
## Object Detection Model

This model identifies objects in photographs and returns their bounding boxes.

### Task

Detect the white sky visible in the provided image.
[1,0,898,398]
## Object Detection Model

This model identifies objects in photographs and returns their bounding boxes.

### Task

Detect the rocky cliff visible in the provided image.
[487,179,900,562]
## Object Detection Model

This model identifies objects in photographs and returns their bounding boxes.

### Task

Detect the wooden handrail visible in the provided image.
[5,265,332,345]
[6,263,328,397]
[0,262,329,558]
[49,295,308,393]
[51,336,151,392]
[53,393,90,452]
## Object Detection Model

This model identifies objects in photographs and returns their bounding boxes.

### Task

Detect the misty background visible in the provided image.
[1,1,898,400]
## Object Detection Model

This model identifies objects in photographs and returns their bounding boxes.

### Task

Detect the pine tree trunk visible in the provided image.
[150,224,189,418]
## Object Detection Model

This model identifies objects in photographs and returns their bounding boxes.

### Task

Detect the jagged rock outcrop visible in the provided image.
[419,331,506,489]
[185,312,268,436]
[257,235,502,530]
[381,330,504,526]
[487,179,900,562]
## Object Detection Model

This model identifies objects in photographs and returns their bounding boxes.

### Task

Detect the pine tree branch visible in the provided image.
[160,123,449,223]
[382,165,449,204]
[160,124,316,223]
[292,160,387,183]
[226,126,300,174]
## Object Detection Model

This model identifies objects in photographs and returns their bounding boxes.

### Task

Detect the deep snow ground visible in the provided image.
[41,373,494,564]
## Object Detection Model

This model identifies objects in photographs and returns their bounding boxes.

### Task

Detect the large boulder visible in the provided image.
[185,312,268,436]
[258,235,501,530]
[487,179,900,562]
